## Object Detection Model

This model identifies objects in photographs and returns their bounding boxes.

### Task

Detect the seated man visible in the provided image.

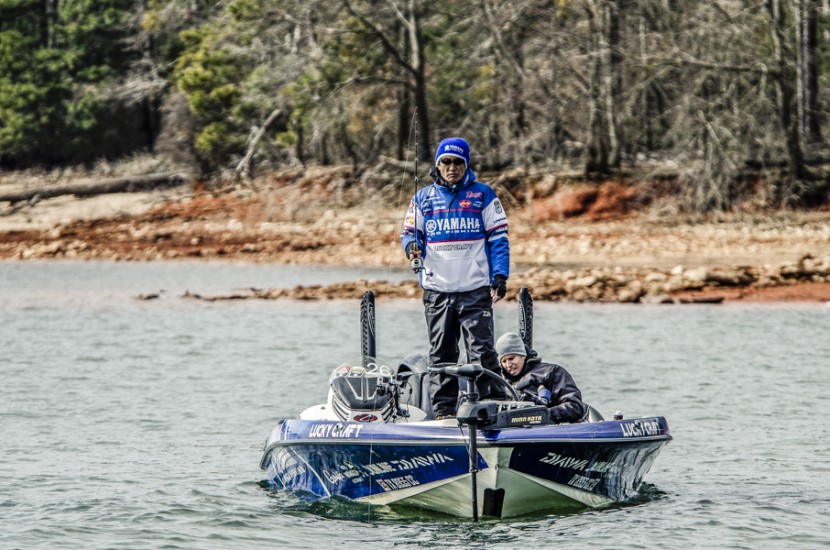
[495,332,586,423]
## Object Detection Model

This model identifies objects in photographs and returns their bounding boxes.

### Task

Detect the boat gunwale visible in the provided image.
[260,433,672,465]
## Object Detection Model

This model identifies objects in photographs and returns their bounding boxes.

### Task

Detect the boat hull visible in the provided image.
[260,417,671,518]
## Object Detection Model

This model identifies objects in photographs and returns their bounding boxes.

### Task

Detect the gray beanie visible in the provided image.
[496,332,527,362]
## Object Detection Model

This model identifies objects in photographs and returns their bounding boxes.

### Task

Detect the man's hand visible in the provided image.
[490,274,507,303]
[406,242,422,273]
[405,242,421,260]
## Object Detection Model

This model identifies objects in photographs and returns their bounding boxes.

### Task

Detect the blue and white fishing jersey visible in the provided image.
[401,171,509,293]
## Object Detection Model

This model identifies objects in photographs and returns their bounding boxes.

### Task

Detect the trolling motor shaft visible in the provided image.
[428,363,482,520]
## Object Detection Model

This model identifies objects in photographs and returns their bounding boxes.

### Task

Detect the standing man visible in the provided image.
[401,137,510,418]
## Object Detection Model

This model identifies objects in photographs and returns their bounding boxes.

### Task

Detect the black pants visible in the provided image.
[423,286,501,416]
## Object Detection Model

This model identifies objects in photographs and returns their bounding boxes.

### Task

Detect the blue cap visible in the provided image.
[434,137,471,169]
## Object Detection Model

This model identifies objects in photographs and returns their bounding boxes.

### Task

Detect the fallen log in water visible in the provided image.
[0,173,190,204]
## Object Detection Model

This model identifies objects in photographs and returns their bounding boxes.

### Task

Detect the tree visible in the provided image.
[0,0,146,166]
[797,0,822,144]
[582,0,626,177]
[339,0,430,159]
[3,0,830,212]
[768,0,811,181]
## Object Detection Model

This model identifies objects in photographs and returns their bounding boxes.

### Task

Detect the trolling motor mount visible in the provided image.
[431,363,551,429]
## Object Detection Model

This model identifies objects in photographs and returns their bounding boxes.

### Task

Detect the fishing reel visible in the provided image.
[411,257,433,277]
[408,243,427,274]
[410,256,423,273]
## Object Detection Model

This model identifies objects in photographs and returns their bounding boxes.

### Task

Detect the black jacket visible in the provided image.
[502,349,586,423]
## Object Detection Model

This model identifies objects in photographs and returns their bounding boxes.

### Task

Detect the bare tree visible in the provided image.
[583,0,620,177]
[341,0,431,158]
[607,0,626,169]
[797,0,822,144]
[768,0,811,180]
[140,0,830,209]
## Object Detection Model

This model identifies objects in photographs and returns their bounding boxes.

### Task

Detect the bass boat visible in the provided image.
[260,289,672,519]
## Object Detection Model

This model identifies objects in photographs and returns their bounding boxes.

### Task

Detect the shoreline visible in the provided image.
[2,180,830,304]
[5,255,830,304]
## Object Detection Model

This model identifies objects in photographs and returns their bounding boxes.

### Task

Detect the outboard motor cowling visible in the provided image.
[327,363,394,423]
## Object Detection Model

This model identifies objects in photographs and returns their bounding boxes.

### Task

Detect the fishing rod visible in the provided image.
[410,110,424,274]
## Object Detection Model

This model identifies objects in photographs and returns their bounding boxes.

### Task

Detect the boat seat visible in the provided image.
[582,404,605,422]
[397,353,441,419]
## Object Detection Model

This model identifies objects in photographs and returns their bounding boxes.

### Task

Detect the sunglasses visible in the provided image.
[440,158,465,166]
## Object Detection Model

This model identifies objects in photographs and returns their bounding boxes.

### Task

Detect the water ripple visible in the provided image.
[1,263,829,549]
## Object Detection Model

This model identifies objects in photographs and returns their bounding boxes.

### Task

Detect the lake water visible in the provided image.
[1,261,828,549]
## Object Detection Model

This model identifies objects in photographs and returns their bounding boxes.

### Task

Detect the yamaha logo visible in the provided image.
[426,220,437,233]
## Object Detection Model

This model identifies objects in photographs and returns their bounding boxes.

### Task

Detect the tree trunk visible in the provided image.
[584,1,610,177]
[408,0,431,160]
[235,108,285,181]
[0,173,189,204]
[479,0,531,165]
[798,0,821,144]
[768,0,811,180]
[607,0,624,168]
[340,0,431,160]
[39,0,57,48]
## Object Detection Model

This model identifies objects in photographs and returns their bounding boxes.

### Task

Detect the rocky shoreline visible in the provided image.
[3,175,830,303]
[136,253,830,304]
